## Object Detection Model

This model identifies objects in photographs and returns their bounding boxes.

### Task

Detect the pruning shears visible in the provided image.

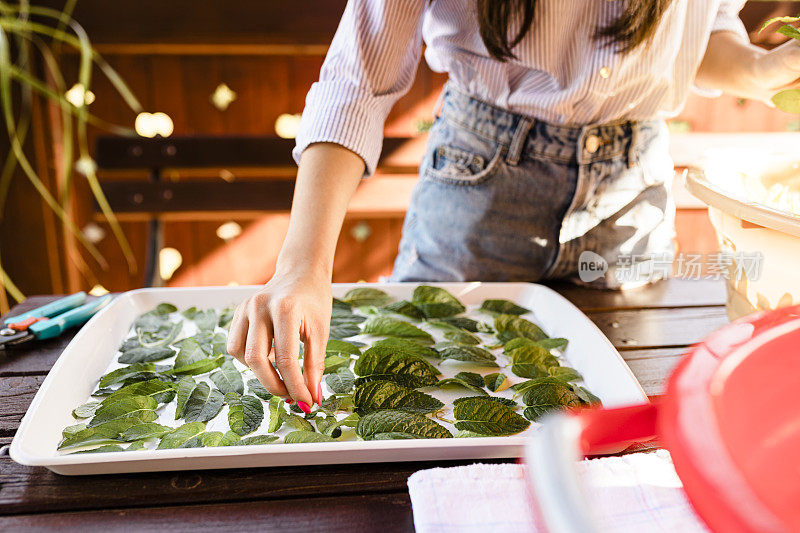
[0,292,112,349]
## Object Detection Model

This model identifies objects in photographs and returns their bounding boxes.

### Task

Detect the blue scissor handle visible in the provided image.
[3,292,87,325]
[29,294,112,340]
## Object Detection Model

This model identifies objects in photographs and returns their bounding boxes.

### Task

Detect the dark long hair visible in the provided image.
[476,0,673,61]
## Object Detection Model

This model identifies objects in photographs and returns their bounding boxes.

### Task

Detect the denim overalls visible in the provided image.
[390,85,675,288]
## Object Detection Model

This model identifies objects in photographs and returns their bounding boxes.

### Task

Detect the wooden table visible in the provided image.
[0,279,729,531]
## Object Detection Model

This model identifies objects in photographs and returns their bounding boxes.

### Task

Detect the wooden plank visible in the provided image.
[0,375,45,437]
[0,492,414,531]
[620,347,687,397]
[553,278,727,312]
[587,306,729,350]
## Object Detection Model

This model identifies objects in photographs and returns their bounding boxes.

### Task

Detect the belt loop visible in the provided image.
[506,116,534,166]
[627,122,639,168]
[433,82,448,120]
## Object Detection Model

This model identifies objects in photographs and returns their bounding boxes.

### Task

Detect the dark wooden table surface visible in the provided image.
[0,279,729,531]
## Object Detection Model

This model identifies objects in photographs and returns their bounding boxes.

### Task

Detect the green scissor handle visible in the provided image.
[3,292,87,325]
[29,295,112,340]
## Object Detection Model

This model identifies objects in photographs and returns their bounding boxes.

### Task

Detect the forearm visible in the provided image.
[276,142,365,278]
[695,31,768,102]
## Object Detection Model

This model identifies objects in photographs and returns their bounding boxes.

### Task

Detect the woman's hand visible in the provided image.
[227,265,331,412]
[750,38,800,104]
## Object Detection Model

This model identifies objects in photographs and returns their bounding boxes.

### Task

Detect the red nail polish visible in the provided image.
[297,401,311,414]
[285,398,293,404]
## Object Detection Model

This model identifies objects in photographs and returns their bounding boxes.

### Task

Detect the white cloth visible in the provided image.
[294,0,748,174]
[407,450,709,533]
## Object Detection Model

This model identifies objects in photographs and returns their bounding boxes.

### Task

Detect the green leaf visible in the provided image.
[437,344,497,366]
[430,322,481,345]
[342,287,393,307]
[480,299,530,316]
[238,434,279,445]
[371,432,418,440]
[173,338,208,368]
[777,24,800,42]
[72,444,126,454]
[332,297,352,317]
[353,380,443,415]
[521,377,583,421]
[484,373,510,392]
[183,382,225,422]
[368,337,439,359]
[200,431,225,447]
[119,337,141,352]
[354,349,440,389]
[98,363,168,388]
[361,316,434,344]
[437,375,488,395]
[267,396,286,432]
[453,397,530,436]
[772,89,800,114]
[171,355,225,375]
[760,16,800,33]
[88,395,157,427]
[63,423,87,438]
[324,354,351,374]
[357,410,452,439]
[175,375,197,419]
[329,321,362,340]
[284,430,336,443]
[119,422,173,442]
[320,393,355,414]
[118,346,176,364]
[381,299,424,320]
[455,430,490,438]
[72,400,100,419]
[220,430,242,446]
[548,366,582,383]
[454,395,516,408]
[326,339,363,357]
[281,411,315,432]
[431,316,482,332]
[574,385,602,406]
[508,345,559,379]
[210,360,244,395]
[58,419,139,450]
[316,413,359,437]
[326,366,356,394]
[411,285,466,318]
[494,314,548,343]
[226,393,264,436]
[157,422,207,449]
[137,321,182,349]
[155,303,178,315]
[103,379,177,406]
[247,377,273,401]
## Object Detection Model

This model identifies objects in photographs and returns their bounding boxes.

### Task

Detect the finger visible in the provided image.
[271,303,312,408]
[244,307,288,398]
[226,303,248,364]
[302,319,328,406]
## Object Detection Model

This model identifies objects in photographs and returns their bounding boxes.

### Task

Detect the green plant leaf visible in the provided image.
[103,379,177,406]
[267,396,285,432]
[480,299,530,316]
[411,285,465,318]
[173,338,208,367]
[72,444,126,454]
[777,24,800,42]
[353,380,443,415]
[368,337,439,359]
[170,355,225,376]
[454,395,516,408]
[331,297,353,317]
[326,366,356,394]
[455,430,490,438]
[284,430,336,443]
[200,431,225,447]
[88,395,157,427]
[326,339,363,357]
[548,366,582,383]
[381,299,424,320]
[760,16,800,33]
[371,432,418,440]
[354,349,440,389]
[430,322,481,345]
[574,385,602,406]
[357,410,452,439]
[247,377,273,401]
[329,321,362,340]
[484,373,510,392]
[220,430,242,446]
[58,419,139,450]
[210,360,244,395]
[494,314,548,343]
[183,382,225,423]
[119,422,172,442]
[226,393,264,436]
[437,376,488,395]
[453,397,530,436]
[437,344,497,366]
[508,345,559,378]
[218,306,235,329]
[431,316,483,332]
[320,393,355,414]
[362,316,434,344]
[98,363,168,388]
[521,377,583,421]
[72,400,100,419]
[324,353,351,374]
[238,434,279,445]
[157,421,207,449]
[175,375,197,419]
[772,89,800,114]
[342,287,393,307]
[280,411,315,432]
[118,346,176,364]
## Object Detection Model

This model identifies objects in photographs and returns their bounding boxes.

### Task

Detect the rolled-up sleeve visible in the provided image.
[293,0,427,176]
[711,0,748,40]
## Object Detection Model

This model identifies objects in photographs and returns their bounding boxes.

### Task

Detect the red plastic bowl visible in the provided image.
[525,305,800,533]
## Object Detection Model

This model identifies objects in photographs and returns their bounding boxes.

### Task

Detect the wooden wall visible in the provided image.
[2,0,799,304]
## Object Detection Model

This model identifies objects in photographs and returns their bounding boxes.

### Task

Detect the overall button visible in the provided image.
[585,135,602,154]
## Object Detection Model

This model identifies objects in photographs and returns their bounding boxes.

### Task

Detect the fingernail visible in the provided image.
[285,398,293,404]
[317,383,323,404]
[297,401,311,414]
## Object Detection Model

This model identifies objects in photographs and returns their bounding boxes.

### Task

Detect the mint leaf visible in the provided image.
[437,375,488,395]
[548,366,582,383]
[342,287,393,307]
[157,422,206,449]
[281,411,315,432]
[411,285,465,318]
[267,396,285,432]
[284,430,336,443]
[174,375,197,419]
[437,344,497,366]
[353,380,443,415]
[247,377,273,401]
[480,299,530,316]
[430,322,481,345]
[238,434,279,445]
[354,348,440,389]
[326,339,363,357]
[226,393,264,436]
[521,377,583,421]
[453,397,530,436]
[183,382,225,422]
[98,363,168,388]
[171,355,225,376]
[381,300,424,320]
[58,419,139,450]
[326,366,356,394]
[356,410,452,439]
[72,401,101,419]
[494,314,548,343]
[103,378,177,406]
[431,316,482,332]
[210,360,244,395]
[88,395,158,427]
[484,372,510,392]
[362,316,434,344]
[118,346,176,364]
[119,422,172,442]
[173,339,208,367]
[508,344,559,379]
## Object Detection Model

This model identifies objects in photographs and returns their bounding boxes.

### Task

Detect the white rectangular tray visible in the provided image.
[11,283,647,475]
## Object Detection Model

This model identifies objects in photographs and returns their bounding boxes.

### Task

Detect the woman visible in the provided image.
[227,0,800,409]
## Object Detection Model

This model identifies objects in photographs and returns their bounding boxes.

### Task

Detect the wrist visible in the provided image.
[274,248,332,281]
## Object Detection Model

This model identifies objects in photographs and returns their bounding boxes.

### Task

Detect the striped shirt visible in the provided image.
[293,0,747,175]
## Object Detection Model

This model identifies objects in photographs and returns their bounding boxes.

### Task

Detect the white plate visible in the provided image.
[11,283,647,475]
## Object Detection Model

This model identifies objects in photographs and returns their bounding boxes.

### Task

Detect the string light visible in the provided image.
[65,83,95,107]
[135,112,174,138]
[274,113,302,139]
[158,247,182,281]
